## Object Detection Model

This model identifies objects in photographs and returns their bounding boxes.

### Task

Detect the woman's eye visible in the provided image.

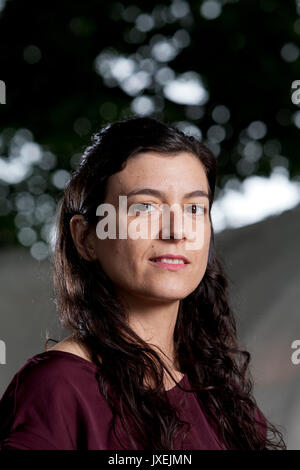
[185,204,205,215]
[129,203,206,216]
[131,203,156,214]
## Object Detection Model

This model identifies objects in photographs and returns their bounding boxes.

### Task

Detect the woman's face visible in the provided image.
[90,151,211,303]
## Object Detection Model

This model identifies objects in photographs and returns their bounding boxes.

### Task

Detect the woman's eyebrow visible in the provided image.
[126,188,209,199]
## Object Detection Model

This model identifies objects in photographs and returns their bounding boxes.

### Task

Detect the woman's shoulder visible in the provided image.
[18,339,98,382]
[21,349,99,382]
[0,339,103,419]
[46,335,92,359]
[0,340,107,450]
[46,335,102,367]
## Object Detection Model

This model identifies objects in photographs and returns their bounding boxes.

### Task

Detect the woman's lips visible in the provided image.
[149,259,188,271]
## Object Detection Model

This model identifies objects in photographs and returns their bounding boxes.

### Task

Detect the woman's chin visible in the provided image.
[143,287,191,302]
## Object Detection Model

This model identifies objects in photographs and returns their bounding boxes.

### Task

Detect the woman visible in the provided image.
[0,116,286,450]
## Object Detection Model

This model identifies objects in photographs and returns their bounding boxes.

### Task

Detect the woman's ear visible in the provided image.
[70,215,97,261]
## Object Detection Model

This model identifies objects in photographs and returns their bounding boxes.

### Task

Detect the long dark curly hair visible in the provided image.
[47,116,286,450]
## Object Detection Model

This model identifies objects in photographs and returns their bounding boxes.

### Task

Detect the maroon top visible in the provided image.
[0,351,265,450]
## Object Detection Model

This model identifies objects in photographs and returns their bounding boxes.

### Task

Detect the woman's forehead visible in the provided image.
[105,151,208,198]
